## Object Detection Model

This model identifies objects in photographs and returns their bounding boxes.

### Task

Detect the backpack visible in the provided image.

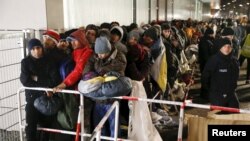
[59,57,75,80]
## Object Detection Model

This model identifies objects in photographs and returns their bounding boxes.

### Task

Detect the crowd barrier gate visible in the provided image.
[17,87,132,141]
[17,87,250,141]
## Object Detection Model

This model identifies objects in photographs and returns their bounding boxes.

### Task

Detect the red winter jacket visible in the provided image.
[63,30,93,87]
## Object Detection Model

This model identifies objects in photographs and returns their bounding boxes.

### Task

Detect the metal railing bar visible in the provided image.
[0,93,17,100]
[36,127,134,141]
[5,122,19,130]
[0,107,17,116]
[0,47,23,52]
[0,78,20,84]
[0,106,16,109]
[0,63,20,68]
[0,29,24,31]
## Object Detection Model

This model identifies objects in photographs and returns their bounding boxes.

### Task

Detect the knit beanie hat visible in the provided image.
[43,29,60,44]
[127,30,140,41]
[94,37,112,54]
[28,38,43,50]
[221,27,234,36]
[216,38,232,49]
[143,27,158,41]
[99,29,111,40]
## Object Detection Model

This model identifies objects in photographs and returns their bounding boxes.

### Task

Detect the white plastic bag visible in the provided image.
[128,81,162,141]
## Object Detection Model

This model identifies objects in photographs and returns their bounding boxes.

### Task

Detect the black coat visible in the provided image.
[201,52,239,99]
[45,47,69,68]
[162,37,179,87]
[20,55,61,102]
[125,51,151,81]
[198,36,214,72]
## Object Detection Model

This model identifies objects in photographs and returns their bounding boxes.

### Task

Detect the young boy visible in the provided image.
[84,36,127,138]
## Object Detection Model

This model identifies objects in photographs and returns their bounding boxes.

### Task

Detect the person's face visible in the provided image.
[30,46,43,59]
[176,21,183,29]
[97,53,110,59]
[127,37,137,46]
[86,30,97,44]
[43,36,56,49]
[220,44,232,55]
[71,40,81,50]
[162,29,171,38]
[143,35,154,46]
[57,40,69,50]
[191,35,199,44]
[111,34,120,43]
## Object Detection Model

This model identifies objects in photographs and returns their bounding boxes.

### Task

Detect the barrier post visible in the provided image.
[96,131,101,141]
[75,110,81,141]
[114,101,120,140]
[89,101,119,141]
[74,94,85,141]
[17,87,24,141]
[80,95,85,141]
[177,104,185,141]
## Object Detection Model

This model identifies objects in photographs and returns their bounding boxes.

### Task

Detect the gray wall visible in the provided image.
[0,0,47,30]
[0,0,211,30]
[202,2,211,21]
[45,0,64,32]
[166,0,204,21]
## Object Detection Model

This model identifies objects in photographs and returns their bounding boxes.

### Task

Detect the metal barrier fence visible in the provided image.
[0,31,26,141]
[0,29,41,141]
[17,87,250,141]
[17,87,133,141]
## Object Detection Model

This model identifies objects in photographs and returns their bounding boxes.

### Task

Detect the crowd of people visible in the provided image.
[20,17,250,141]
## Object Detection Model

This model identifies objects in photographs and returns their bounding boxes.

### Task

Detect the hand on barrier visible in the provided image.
[53,82,66,93]
[46,91,53,97]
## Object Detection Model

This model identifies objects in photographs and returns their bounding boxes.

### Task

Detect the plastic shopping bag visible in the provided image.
[128,81,162,141]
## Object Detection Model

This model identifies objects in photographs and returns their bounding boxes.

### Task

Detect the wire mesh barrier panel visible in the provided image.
[0,31,26,141]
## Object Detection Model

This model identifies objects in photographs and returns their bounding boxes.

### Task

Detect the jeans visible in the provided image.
[93,103,120,139]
